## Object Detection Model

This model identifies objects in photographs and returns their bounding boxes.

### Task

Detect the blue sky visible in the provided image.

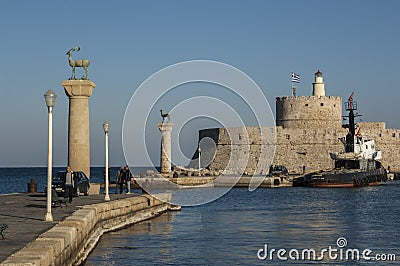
[0,1,399,167]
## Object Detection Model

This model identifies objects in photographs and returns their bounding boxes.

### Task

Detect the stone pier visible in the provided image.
[158,123,174,176]
[62,80,96,177]
[0,193,173,265]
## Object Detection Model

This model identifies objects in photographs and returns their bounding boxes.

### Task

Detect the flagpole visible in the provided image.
[291,72,295,97]
[291,72,299,97]
[291,72,293,96]
[291,80,294,96]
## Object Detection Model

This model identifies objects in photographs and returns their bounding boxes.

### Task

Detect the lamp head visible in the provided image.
[44,89,57,108]
[103,121,110,133]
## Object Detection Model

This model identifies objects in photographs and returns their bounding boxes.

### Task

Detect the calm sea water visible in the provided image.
[85,182,400,265]
[0,167,156,194]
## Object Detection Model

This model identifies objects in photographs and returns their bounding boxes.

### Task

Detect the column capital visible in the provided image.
[157,123,174,132]
[62,80,96,98]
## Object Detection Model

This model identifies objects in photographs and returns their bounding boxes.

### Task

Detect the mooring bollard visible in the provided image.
[27,179,38,193]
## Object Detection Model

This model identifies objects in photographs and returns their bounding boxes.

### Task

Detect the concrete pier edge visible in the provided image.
[1,193,174,266]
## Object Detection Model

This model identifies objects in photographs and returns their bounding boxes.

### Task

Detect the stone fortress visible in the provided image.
[196,70,400,175]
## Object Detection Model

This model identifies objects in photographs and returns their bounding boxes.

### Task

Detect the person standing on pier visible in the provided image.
[117,166,125,194]
[116,166,123,194]
[64,166,74,203]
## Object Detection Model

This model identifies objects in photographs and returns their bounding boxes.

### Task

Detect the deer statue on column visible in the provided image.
[160,109,170,123]
[66,46,90,80]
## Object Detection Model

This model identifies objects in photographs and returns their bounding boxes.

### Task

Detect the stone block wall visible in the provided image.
[276,96,342,129]
[357,122,400,171]
[198,127,276,175]
[198,123,400,174]
[273,127,346,173]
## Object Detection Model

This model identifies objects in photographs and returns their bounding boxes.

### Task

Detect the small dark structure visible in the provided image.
[27,179,37,193]
[0,224,8,240]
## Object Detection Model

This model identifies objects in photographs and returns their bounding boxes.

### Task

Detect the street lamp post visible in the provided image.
[198,146,201,176]
[103,121,110,201]
[44,89,57,222]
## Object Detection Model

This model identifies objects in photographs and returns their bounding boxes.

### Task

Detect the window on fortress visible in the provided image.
[392,133,396,137]
[320,103,324,106]
[286,134,290,140]
[305,104,309,106]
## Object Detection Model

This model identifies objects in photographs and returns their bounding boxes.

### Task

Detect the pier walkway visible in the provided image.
[0,192,137,263]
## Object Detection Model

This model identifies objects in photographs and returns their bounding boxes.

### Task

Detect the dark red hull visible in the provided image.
[293,168,387,188]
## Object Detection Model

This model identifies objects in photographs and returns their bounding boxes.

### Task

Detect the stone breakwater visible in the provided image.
[132,176,293,188]
[1,194,173,266]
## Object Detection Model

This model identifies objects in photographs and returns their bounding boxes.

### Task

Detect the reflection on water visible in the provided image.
[85,182,400,265]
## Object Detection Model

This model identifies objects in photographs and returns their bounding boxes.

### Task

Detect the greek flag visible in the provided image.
[291,72,300,83]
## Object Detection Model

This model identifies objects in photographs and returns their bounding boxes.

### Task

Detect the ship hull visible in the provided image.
[293,168,387,188]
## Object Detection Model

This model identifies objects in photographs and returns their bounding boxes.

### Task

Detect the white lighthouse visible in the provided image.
[312,70,325,97]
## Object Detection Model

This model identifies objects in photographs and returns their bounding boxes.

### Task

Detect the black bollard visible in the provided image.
[27,179,38,193]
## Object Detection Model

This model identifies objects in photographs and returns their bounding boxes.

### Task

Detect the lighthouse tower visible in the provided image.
[312,70,325,97]
[276,70,342,129]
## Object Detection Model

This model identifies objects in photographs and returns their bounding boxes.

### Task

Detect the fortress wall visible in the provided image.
[273,127,347,173]
[202,127,346,174]
[357,122,400,171]
[200,124,400,174]
[276,96,342,129]
[202,127,275,175]
[357,122,386,131]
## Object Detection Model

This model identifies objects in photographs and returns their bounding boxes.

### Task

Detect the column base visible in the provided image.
[44,212,53,222]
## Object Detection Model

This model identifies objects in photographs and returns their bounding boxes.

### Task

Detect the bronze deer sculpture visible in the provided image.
[160,109,170,123]
[66,47,90,80]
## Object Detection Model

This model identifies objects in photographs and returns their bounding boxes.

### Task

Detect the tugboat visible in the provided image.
[293,92,387,188]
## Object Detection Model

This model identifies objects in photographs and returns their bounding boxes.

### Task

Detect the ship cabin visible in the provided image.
[334,134,382,171]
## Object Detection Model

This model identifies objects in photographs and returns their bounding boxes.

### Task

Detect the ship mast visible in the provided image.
[343,91,361,152]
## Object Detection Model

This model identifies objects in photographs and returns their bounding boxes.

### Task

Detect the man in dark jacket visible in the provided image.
[64,166,74,203]
[125,165,132,194]
[118,166,126,194]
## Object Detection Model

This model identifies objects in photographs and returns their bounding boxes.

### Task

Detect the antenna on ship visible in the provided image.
[343,91,362,152]
[346,91,356,136]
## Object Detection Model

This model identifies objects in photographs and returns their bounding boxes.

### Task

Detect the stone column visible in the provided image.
[157,123,174,176]
[62,80,96,177]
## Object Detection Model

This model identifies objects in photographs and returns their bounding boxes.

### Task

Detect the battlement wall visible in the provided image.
[357,122,400,171]
[198,123,400,174]
[276,95,342,129]
[200,126,347,174]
